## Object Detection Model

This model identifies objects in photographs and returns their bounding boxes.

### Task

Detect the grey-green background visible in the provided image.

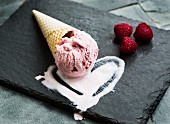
[0,0,170,123]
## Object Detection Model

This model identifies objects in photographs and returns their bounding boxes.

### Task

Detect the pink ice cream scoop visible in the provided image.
[55,30,98,77]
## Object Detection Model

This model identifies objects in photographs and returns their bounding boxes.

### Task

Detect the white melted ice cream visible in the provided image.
[35,56,125,119]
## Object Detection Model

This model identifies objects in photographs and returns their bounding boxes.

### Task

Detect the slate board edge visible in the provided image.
[0,0,25,28]
[0,78,120,124]
[140,80,170,124]
[1,78,169,124]
[0,0,170,123]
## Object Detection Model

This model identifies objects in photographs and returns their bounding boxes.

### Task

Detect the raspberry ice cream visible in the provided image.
[55,30,98,77]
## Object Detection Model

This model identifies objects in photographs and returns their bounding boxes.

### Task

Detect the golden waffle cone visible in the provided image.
[32,10,76,59]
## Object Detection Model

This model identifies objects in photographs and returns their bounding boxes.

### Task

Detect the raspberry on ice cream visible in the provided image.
[56,30,98,77]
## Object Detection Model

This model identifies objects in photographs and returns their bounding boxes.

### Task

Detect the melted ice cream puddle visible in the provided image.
[35,56,125,119]
[74,112,83,120]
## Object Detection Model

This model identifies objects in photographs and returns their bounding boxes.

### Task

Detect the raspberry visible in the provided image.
[120,37,138,54]
[134,22,153,43]
[114,23,133,40]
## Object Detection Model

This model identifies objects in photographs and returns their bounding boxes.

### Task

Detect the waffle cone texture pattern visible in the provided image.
[32,10,76,58]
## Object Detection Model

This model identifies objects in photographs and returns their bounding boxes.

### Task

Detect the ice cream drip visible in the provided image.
[35,56,125,120]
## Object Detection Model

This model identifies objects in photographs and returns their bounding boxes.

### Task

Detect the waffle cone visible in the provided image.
[32,10,76,58]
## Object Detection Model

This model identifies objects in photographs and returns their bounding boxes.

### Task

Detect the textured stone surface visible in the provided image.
[139,0,170,12]
[0,86,98,124]
[109,4,154,26]
[0,0,25,25]
[69,0,138,11]
[146,12,170,30]
[0,0,170,124]
[139,0,170,30]
[147,88,170,124]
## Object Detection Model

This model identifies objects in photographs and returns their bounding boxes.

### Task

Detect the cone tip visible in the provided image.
[32,10,38,15]
[32,10,42,17]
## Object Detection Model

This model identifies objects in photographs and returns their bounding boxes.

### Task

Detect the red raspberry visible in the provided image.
[114,23,133,40]
[134,22,153,43]
[120,37,138,54]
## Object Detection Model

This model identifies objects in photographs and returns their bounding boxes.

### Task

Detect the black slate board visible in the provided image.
[0,0,170,123]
